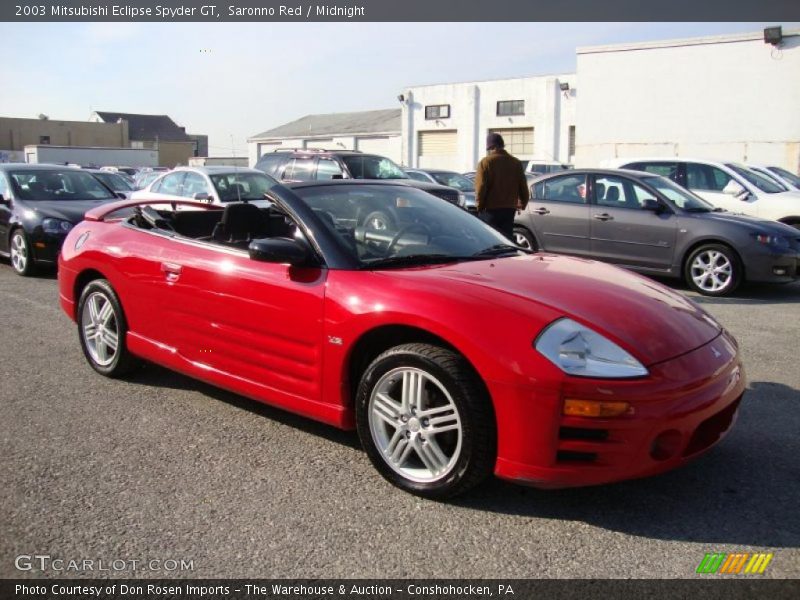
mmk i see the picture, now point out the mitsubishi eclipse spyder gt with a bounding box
[58,180,746,499]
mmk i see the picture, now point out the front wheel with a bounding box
[9,229,35,276]
[77,279,139,377]
[355,343,496,499]
[684,244,742,296]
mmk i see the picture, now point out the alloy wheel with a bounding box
[10,232,28,274]
[80,291,120,367]
[690,249,733,293]
[514,231,532,250]
[368,367,462,483]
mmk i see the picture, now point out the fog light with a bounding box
[773,267,787,276]
[563,399,631,418]
[651,430,683,461]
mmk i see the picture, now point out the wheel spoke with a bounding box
[88,296,101,322]
[373,392,401,423]
[401,370,424,412]
[98,300,114,325]
[103,329,118,351]
[414,438,448,475]
[427,409,460,435]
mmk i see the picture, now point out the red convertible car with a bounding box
[58,181,745,498]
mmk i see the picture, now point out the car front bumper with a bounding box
[30,230,70,264]
[492,331,745,489]
[744,245,800,283]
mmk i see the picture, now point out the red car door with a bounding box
[142,235,328,413]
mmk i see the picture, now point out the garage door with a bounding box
[418,130,458,169]
[304,138,333,150]
[488,127,533,158]
[355,136,391,156]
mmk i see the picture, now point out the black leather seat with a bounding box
[212,202,267,244]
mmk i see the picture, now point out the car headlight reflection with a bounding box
[535,318,648,378]
[42,218,74,234]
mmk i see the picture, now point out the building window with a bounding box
[425,104,450,120]
[131,141,144,149]
[39,136,50,145]
[488,127,533,157]
[568,126,576,158]
[497,100,525,116]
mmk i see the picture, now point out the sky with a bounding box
[0,21,797,155]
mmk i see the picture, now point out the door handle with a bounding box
[161,262,182,283]
[593,213,614,221]
[532,207,550,215]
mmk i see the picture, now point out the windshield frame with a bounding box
[278,182,520,270]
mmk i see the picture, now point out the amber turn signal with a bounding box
[563,399,631,418]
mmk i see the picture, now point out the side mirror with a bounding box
[642,199,664,213]
[722,180,745,196]
[331,174,344,180]
[248,237,310,266]
[0,194,8,206]
[116,192,127,199]
[193,192,211,202]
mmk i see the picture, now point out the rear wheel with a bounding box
[9,229,35,276]
[355,343,496,499]
[513,226,538,251]
[684,244,742,296]
[77,279,139,377]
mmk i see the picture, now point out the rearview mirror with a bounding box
[248,237,309,266]
[193,192,211,202]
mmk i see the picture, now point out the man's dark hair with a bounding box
[486,132,505,150]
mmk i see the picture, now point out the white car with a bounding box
[132,166,277,207]
[748,164,800,192]
[603,157,800,227]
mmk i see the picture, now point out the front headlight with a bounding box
[42,218,74,234]
[754,233,789,248]
[535,318,648,378]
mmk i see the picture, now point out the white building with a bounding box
[575,28,800,170]
[247,109,401,166]
[400,74,577,172]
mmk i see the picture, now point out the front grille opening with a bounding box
[559,427,609,442]
[683,395,742,457]
[557,450,598,463]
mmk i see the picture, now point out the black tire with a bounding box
[355,343,496,499]
[684,243,742,296]
[513,226,538,251]
[9,228,36,276]
[362,210,395,232]
[77,279,139,377]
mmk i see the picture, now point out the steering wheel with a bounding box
[385,223,431,255]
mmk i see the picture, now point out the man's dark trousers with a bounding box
[479,208,516,240]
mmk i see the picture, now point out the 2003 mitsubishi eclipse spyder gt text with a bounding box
[58,181,746,499]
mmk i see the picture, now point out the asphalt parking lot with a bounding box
[1,262,798,579]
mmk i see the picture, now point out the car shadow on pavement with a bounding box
[127,363,362,450]
[455,380,800,549]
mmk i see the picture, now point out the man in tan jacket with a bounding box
[474,133,530,240]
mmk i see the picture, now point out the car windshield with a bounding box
[431,172,475,192]
[210,172,276,202]
[726,163,784,194]
[95,172,134,191]
[293,184,519,268]
[136,172,161,189]
[10,169,117,201]
[641,175,716,211]
[341,155,409,180]
[752,168,789,191]
[768,166,800,188]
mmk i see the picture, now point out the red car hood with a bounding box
[399,254,721,366]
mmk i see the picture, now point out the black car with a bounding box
[513,168,800,296]
[254,149,464,212]
[0,164,121,276]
